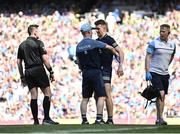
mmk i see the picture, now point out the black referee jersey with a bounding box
[17,37,47,69]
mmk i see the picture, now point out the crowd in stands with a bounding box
[0,1,179,124]
[0,0,180,15]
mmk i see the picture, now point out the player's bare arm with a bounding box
[114,45,124,77]
[17,59,24,77]
[42,54,55,82]
[105,44,118,57]
[17,58,27,86]
[145,53,152,72]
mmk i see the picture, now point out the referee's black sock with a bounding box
[30,99,38,122]
[43,96,50,120]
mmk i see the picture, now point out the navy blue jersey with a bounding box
[97,34,117,71]
[76,37,106,70]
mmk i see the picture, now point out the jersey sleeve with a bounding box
[112,42,118,48]
[109,37,118,48]
[146,41,155,54]
[39,40,47,55]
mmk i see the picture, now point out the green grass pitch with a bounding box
[0,125,180,133]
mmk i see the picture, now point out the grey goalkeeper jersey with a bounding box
[147,37,176,75]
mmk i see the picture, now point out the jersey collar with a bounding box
[98,34,108,40]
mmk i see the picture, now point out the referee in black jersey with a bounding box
[17,24,59,125]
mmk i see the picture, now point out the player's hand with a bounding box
[145,72,152,81]
[117,64,124,77]
[21,76,27,87]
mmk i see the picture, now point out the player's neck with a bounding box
[160,37,168,42]
[99,33,107,39]
[29,35,37,39]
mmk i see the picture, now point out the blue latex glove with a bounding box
[146,72,152,81]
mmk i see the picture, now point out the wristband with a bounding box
[47,67,52,72]
[50,70,54,74]
[47,67,54,74]
[115,55,121,64]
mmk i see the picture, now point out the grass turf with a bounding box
[0,125,180,133]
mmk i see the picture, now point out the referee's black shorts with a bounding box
[25,65,50,90]
[82,69,106,98]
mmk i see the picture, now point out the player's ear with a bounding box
[34,31,37,36]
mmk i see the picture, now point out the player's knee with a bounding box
[30,88,38,99]
[43,86,51,96]
[105,90,112,99]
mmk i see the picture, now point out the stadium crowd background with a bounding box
[0,0,179,124]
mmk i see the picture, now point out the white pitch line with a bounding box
[55,126,160,133]
[28,125,179,134]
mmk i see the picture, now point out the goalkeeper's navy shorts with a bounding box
[82,69,106,98]
[150,72,170,94]
[25,66,50,90]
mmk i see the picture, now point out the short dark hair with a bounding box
[27,24,39,35]
[160,24,170,29]
[94,19,107,26]
[94,19,108,32]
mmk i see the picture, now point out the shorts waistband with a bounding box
[26,64,43,69]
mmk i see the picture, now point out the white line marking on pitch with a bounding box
[56,126,160,133]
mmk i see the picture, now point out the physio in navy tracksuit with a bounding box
[76,23,118,124]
